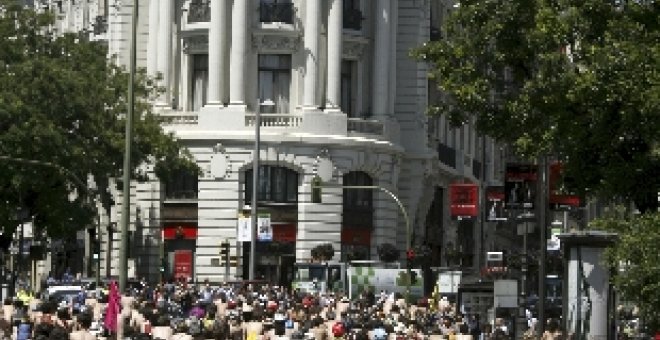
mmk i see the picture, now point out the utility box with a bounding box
[494,279,518,308]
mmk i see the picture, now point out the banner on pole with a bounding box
[237,215,252,242]
[257,213,272,241]
[505,164,537,209]
[486,187,507,221]
[449,183,479,220]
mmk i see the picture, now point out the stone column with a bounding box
[147,0,159,76]
[303,0,321,110]
[207,0,227,106]
[229,0,247,108]
[157,0,173,106]
[372,0,391,116]
[325,0,343,111]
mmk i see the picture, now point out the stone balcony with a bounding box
[159,109,400,144]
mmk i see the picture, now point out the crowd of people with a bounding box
[0,278,566,340]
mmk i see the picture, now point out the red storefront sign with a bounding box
[272,223,297,242]
[450,184,479,219]
[174,250,193,281]
[163,225,198,240]
[341,228,372,246]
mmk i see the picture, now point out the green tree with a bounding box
[413,0,660,212]
[311,243,335,262]
[591,211,660,331]
[377,243,400,263]
[0,1,196,237]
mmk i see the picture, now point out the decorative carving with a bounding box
[313,149,335,182]
[187,0,210,23]
[208,144,231,179]
[343,38,368,60]
[251,32,301,53]
[183,35,208,54]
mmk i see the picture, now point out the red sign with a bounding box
[163,225,198,240]
[450,184,479,219]
[341,228,371,246]
[174,250,193,281]
[549,162,581,209]
[272,223,297,243]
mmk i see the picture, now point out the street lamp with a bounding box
[516,211,535,330]
[311,183,413,302]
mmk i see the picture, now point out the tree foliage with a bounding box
[311,243,335,262]
[0,1,196,237]
[590,211,660,330]
[413,0,660,212]
[376,243,400,263]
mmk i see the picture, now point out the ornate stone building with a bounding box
[39,0,506,285]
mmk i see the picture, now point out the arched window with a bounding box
[245,165,298,204]
[341,171,374,261]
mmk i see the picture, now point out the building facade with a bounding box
[38,0,507,285]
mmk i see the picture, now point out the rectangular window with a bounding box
[259,0,294,24]
[164,169,198,200]
[258,55,291,114]
[245,166,298,204]
[343,0,362,30]
[340,60,357,117]
[191,54,208,111]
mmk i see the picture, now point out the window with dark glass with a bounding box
[343,171,373,209]
[165,169,198,200]
[343,0,362,30]
[260,0,294,24]
[341,60,357,117]
[245,166,298,203]
[258,55,291,114]
[191,54,208,111]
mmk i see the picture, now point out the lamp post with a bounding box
[118,0,138,294]
[311,183,413,302]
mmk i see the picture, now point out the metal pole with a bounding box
[249,106,261,280]
[119,0,138,294]
[538,156,548,335]
[95,206,101,288]
[478,135,487,273]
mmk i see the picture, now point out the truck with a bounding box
[291,260,424,300]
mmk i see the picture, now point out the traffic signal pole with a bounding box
[311,184,412,302]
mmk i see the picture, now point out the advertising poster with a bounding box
[505,164,537,209]
[449,183,479,220]
[486,186,507,221]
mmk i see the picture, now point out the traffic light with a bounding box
[160,258,166,272]
[311,176,322,203]
[406,249,415,261]
[220,241,230,256]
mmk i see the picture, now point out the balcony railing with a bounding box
[438,143,456,168]
[159,112,199,125]
[343,8,363,30]
[260,2,294,24]
[188,0,210,23]
[245,113,303,128]
[347,118,384,135]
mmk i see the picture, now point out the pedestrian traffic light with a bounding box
[220,241,230,255]
[311,175,322,203]
[406,249,415,261]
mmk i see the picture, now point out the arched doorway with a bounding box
[341,171,373,261]
[242,165,298,286]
